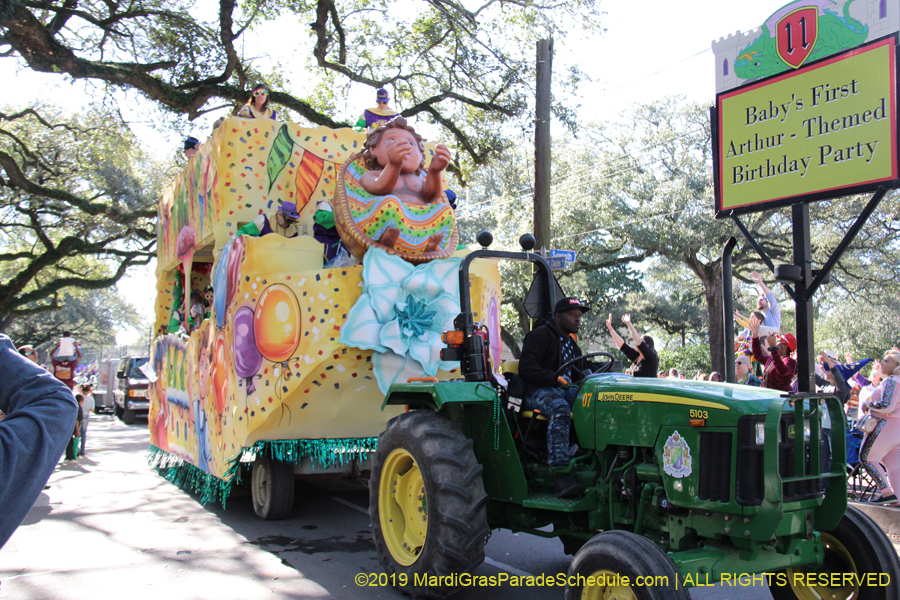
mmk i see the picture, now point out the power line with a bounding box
[605,47,711,93]
[457,127,706,218]
[554,209,690,242]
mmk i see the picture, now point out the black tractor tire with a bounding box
[769,504,900,600]
[114,403,123,419]
[565,530,690,600]
[122,407,136,424]
[369,410,489,599]
[251,455,295,520]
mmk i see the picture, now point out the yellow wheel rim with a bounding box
[784,533,858,600]
[581,570,638,600]
[379,448,427,566]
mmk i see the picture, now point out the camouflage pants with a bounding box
[523,386,577,467]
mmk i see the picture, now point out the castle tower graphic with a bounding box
[711,0,899,93]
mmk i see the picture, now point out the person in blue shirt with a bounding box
[750,270,780,330]
[736,271,780,331]
[0,334,77,547]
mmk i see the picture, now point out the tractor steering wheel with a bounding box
[554,351,616,385]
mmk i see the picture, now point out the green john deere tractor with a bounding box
[368,233,900,600]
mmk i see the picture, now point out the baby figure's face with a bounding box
[374,128,422,174]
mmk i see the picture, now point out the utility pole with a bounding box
[534,39,553,256]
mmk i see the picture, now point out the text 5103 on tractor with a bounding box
[367,232,900,600]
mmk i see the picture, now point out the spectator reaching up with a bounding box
[606,313,658,378]
[53,331,80,362]
[748,313,796,393]
[737,271,781,331]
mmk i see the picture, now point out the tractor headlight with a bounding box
[804,419,811,440]
[755,422,766,445]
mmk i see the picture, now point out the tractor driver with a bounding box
[517,298,604,498]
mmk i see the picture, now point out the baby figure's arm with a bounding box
[422,144,451,203]
[360,138,411,195]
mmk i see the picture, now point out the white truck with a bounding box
[94,358,120,413]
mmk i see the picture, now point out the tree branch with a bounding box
[0,150,156,221]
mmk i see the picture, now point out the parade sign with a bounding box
[714,36,899,217]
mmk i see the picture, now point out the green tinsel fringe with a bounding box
[241,437,379,470]
[147,445,235,507]
[146,437,379,508]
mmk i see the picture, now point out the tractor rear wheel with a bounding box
[565,530,690,600]
[369,410,488,599]
[769,504,900,600]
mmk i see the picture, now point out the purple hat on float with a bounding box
[278,201,300,219]
[376,88,389,102]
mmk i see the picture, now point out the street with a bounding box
[4,414,869,600]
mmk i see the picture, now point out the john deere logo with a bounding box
[776,7,818,69]
[788,424,796,439]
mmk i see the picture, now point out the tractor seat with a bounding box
[522,410,548,421]
[500,360,554,421]
[500,360,520,375]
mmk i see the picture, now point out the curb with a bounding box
[851,501,900,539]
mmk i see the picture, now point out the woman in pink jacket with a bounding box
[860,349,900,505]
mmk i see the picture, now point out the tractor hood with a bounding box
[587,373,781,414]
[573,373,787,452]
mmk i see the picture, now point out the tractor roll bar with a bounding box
[448,241,561,382]
[457,248,560,331]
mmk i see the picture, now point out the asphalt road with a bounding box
[0,415,795,600]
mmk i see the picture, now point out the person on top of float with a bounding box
[354,88,397,131]
[237,83,278,121]
[236,201,302,239]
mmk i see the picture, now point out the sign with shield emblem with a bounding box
[777,7,818,69]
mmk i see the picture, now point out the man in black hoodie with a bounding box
[518,298,602,498]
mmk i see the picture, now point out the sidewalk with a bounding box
[0,415,326,600]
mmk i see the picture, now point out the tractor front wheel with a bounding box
[369,410,489,599]
[769,504,900,600]
[565,530,690,600]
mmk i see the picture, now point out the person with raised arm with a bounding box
[735,270,781,338]
[748,313,796,392]
[606,313,658,378]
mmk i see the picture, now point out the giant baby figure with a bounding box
[358,117,452,253]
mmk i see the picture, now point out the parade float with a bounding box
[148,116,501,518]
